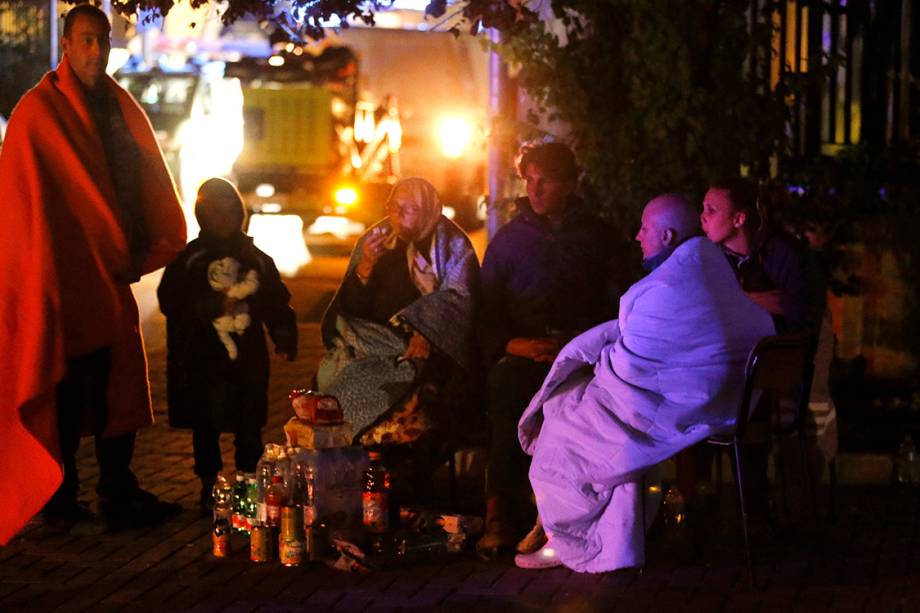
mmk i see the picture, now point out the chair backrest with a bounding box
[733,332,818,441]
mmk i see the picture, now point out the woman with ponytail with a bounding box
[700,177,836,523]
[701,177,826,333]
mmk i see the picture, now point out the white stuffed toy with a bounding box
[207,257,260,360]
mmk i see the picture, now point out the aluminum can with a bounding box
[250,524,272,562]
[279,535,305,566]
[279,507,305,566]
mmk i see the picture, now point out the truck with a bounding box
[224,45,402,228]
[117,45,402,233]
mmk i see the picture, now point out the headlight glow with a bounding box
[334,186,358,207]
[438,116,473,158]
[255,183,276,198]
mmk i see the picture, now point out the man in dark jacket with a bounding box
[476,142,622,556]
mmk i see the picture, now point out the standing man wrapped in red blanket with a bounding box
[0,4,187,542]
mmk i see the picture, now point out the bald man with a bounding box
[635,193,702,270]
[513,195,775,573]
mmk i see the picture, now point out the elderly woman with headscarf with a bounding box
[316,178,481,466]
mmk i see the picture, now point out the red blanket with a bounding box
[0,56,186,543]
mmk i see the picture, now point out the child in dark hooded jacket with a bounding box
[158,177,297,513]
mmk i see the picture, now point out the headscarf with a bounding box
[384,177,443,295]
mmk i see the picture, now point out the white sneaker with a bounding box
[516,516,547,554]
[514,541,563,569]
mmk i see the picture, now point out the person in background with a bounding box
[476,142,622,557]
[701,177,834,521]
[701,178,826,333]
[513,195,774,572]
[157,178,298,514]
[0,4,187,541]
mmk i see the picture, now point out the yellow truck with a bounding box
[226,47,400,226]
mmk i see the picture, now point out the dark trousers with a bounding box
[485,356,551,499]
[47,347,138,511]
[192,426,263,480]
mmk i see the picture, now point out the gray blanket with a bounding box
[316,216,479,436]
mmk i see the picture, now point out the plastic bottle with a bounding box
[211,474,233,525]
[231,472,247,532]
[210,475,233,557]
[265,475,288,528]
[895,434,918,485]
[255,463,272,525]
[212,516,231,557]
[362,451,391,534]
[244,476,259,533]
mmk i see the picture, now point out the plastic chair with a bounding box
[707,332,818,588]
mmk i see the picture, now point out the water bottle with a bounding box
[244,476,259,533]
[230,473,247,532]
[211,476,233,557]
[211,474,233,524]
[256,463,273,524]
[265,475,288,528]
[895,435,918,486]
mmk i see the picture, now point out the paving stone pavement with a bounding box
[2,319,920,612]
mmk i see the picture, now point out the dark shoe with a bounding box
[42,500,107,536]
[477,495,517,559]
[99,488,182,530]
[475,524,517,560]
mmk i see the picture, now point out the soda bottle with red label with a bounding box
[265,475,287,528]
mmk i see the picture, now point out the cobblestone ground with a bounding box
[2,320,920,612]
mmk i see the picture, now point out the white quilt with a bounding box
[518,237,775,572]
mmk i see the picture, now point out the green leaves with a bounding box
[487,0,804,239]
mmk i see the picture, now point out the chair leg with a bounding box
[733,439,756,589]
[798,431,821,551]
[828,457,838,523]
[775,438,789,518]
